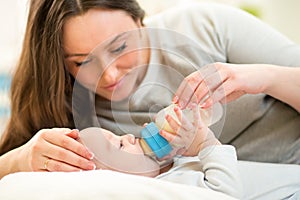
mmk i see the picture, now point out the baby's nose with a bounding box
[121,134,136,145]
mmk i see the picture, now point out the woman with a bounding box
[0,0,299,179]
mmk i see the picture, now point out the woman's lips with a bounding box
[103,78,124,91]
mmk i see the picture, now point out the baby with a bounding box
[78,125,242,198]
[78,103,223,177]
[77,104,243,198]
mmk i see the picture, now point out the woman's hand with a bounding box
[173,62,270,109]
[17,128,95,172]
[159,104,221,158]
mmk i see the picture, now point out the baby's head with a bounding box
[78,127,160,177]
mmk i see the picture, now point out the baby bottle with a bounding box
[139,102,223,159]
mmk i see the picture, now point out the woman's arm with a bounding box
[0,147,21,179]
[264,65,300,112]
[174,63,300,113]
[164,3,300,111]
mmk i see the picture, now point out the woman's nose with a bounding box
[100,64,118,84]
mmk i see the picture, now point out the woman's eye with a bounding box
[111,42,127,54]
[74,59,91,67]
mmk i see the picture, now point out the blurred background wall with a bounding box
[0,0,300,134]
[137,0,300,45]
[1,0,300,73]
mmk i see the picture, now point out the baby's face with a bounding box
[78,127,160,177]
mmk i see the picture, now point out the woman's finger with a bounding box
[193,69,228,107]
[192,103,203,129]
[65,129,80,139]
[42,157,83,172]
[42,140,96,170]
[176,64,226,109]
[43,130,93,160]
[210,78,242,105]
[175,71,203,108]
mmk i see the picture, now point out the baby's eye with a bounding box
[111,42,127,54]
[119,140,124,149]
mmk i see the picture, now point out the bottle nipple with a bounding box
[139,138,155,157]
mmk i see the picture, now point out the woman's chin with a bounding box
[100,91,133,102]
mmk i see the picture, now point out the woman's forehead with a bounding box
[62,8,137,55]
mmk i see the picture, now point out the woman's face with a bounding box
[63,9,149,101]
[79,127,160,177]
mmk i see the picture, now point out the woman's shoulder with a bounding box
[144,2,251,29]
[146,3,243,20]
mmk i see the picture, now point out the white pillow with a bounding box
[0,170,237,200]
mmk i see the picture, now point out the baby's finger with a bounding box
[160,130,184,148]
[165,114,181,134]
[173,106,193,132]
[159,130,176,143]
[143,123,148,128]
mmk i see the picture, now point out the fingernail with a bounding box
[87,152,94,160]
[91,152,95,159]
[200,102,207,108]
[172,96,179,103]
[88,162,96,170]
[165,114,170,120]
[174,106,179,112]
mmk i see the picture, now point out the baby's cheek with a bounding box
[93,158,109,170]
[124,145,144,155]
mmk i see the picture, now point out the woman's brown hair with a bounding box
[0,0,145,155]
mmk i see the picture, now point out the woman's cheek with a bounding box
[118,51,141,69]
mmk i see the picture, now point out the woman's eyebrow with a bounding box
[65,53,89,58]
[106,32,127,47]
[65,33,127,58]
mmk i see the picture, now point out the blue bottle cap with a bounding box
[140,122,172,159]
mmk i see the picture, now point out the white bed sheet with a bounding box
[0,170,237,200]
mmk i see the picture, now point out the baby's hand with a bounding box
[159,104,221,157]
